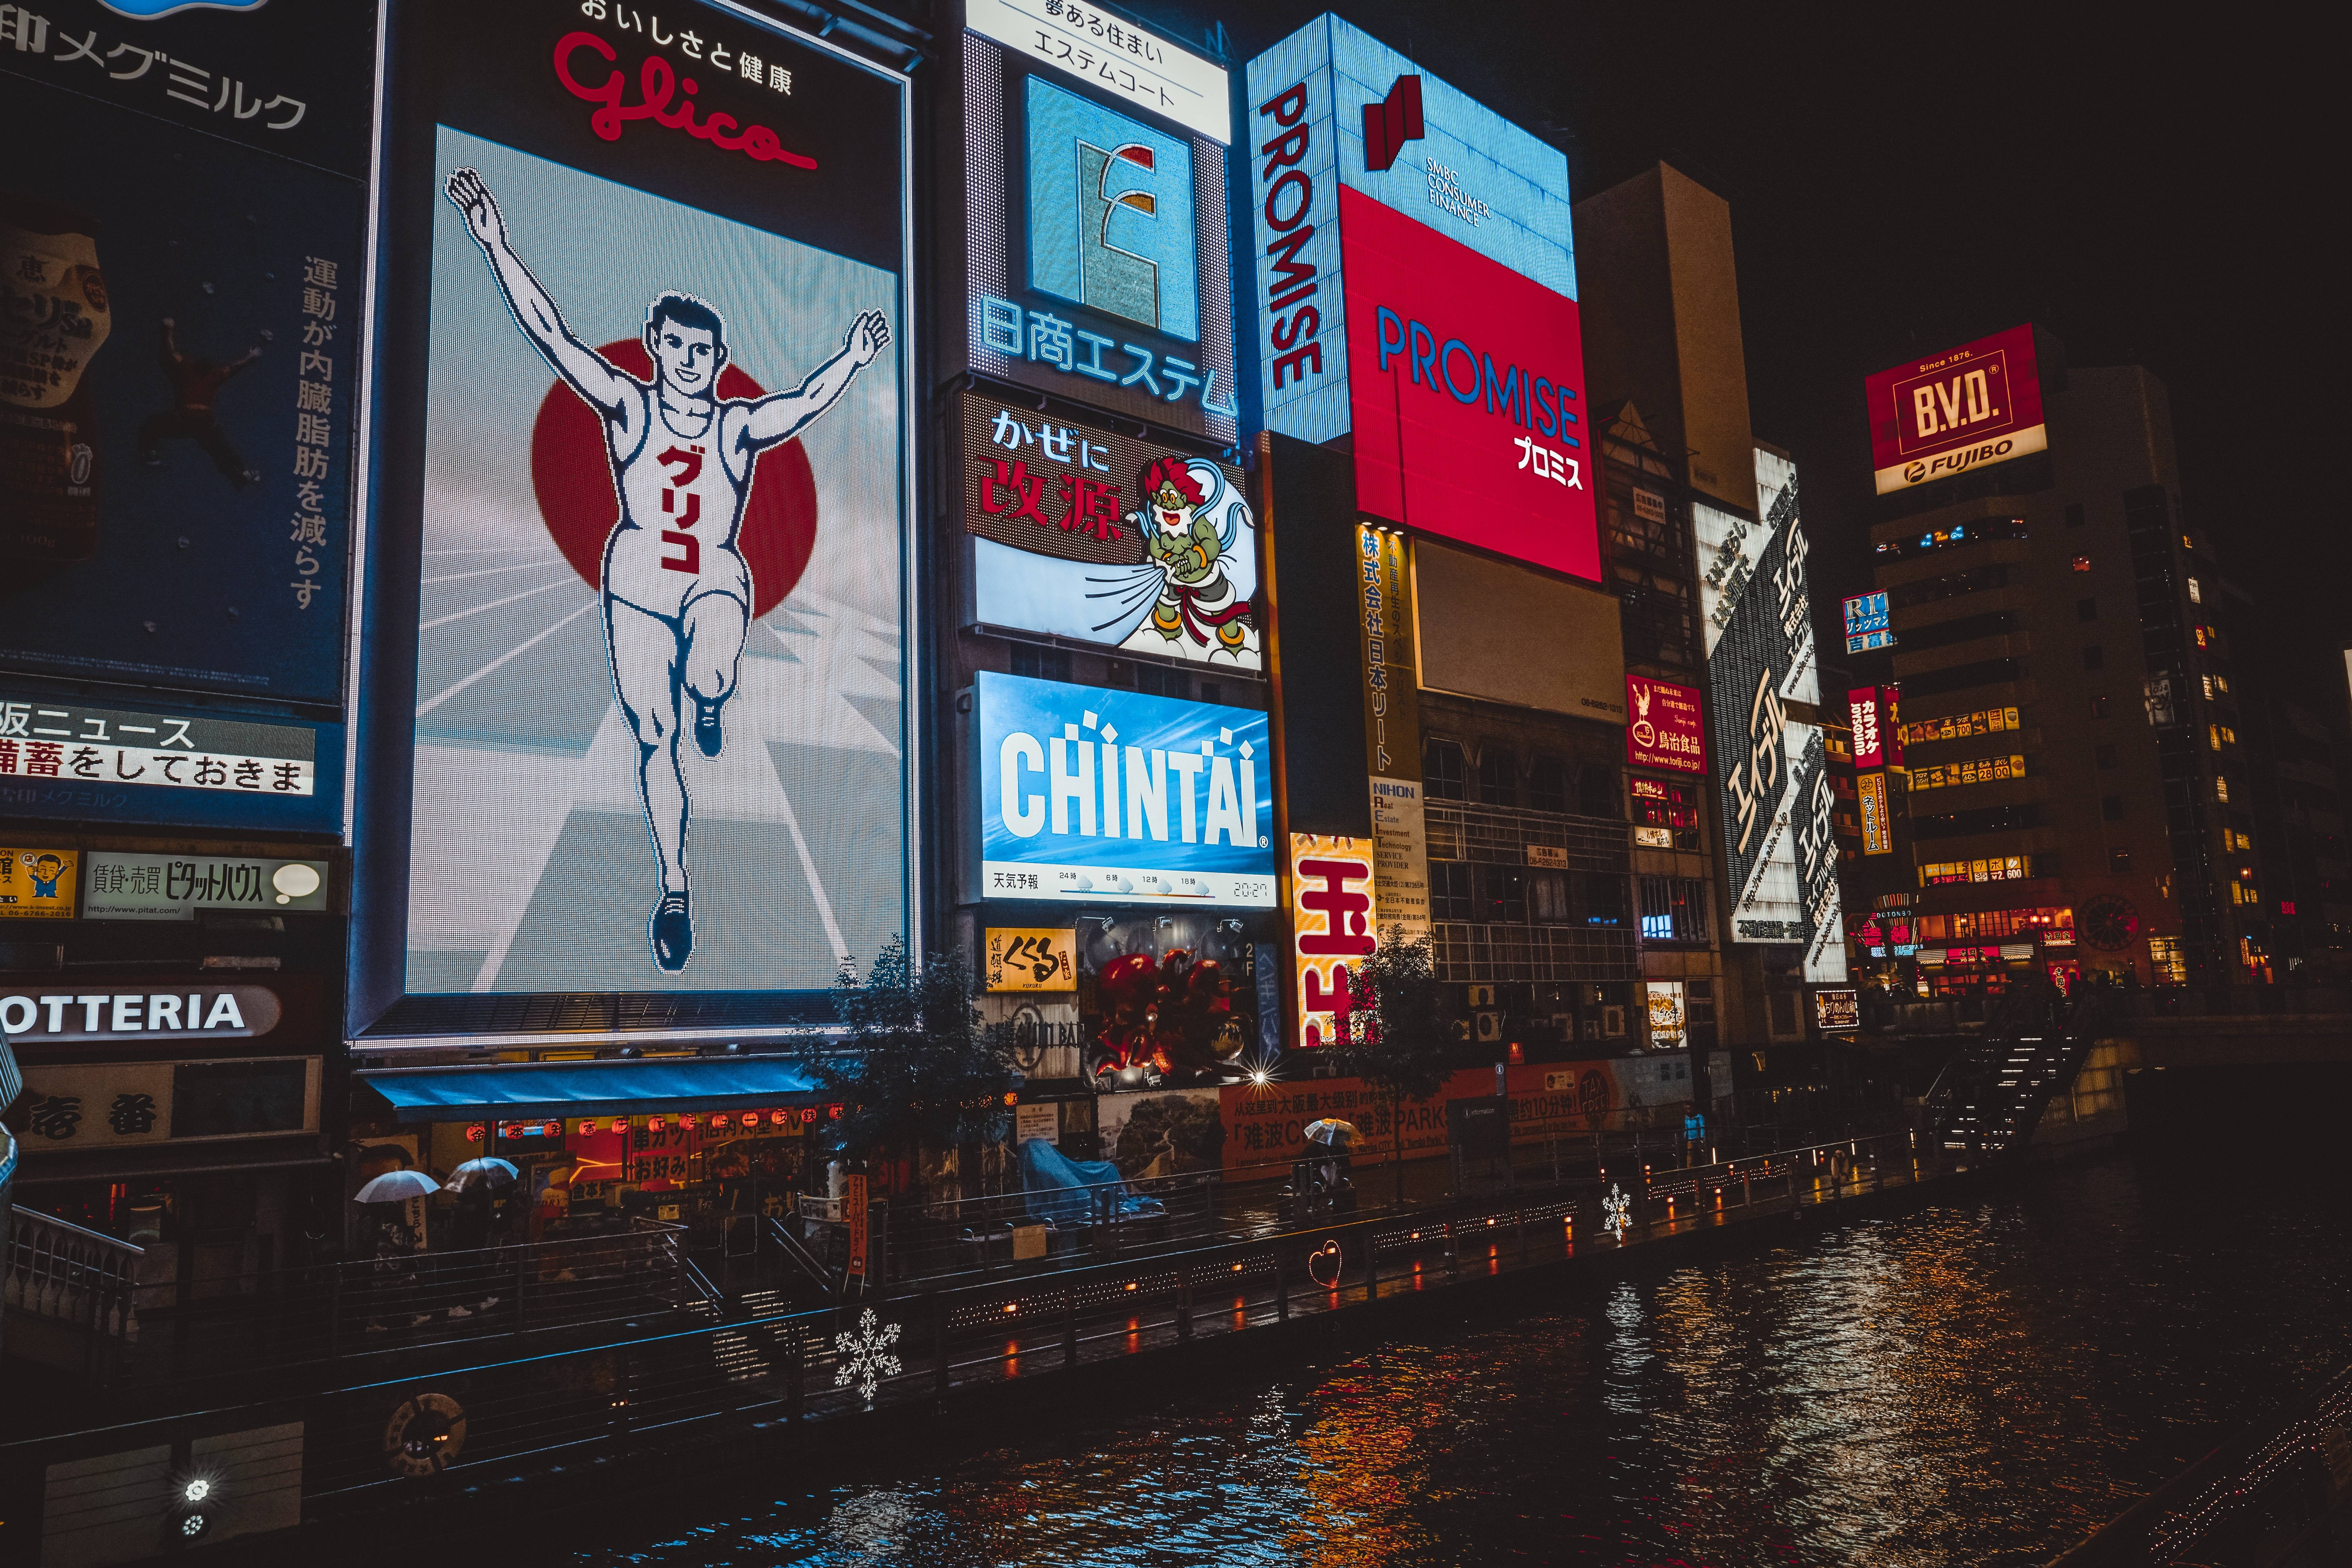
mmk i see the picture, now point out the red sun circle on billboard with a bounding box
[528,340,818,620]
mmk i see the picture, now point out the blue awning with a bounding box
[361,1058,823,1123]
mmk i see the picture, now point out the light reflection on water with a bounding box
[545,1149,2352,1567]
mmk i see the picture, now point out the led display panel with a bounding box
[1865,322,2047,495]
[0,0,368,715]
[962,30,1237,441]
[975,672,1275,907]
[961,392,1258,668]
[1243,17,1592,579]
[382,0,912,997]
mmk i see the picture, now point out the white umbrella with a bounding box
[356,1168,442,1203]
[443,1158,519,1193]
[1302,1119,1359,1149]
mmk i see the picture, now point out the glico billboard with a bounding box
[1865,322,2047,496]
[1243,17,1597,581]
[358,0,914,1008]
[974,672,1276,907]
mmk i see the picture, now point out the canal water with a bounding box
[534,1143,2352,1566]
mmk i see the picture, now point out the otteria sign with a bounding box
[1866,322,2048,495]
[0,984,284,1044]
[1625,676,1705,775]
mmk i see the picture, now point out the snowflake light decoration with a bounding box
[1602,1183,1632,1243]
[832,1307,903,1406]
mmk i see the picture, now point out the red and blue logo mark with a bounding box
[1373,307,1581,445]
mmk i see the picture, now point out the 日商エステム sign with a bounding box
[974,672,1275,907]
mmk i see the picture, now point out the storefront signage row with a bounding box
[0,984,283,1043]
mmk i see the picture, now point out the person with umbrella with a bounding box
[353,1152,441,1332]
[1299,1118,1359,1204]
[441,1158,519,1322]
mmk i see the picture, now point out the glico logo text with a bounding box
[1027,78,1199,342]
[1373,306,1581,446]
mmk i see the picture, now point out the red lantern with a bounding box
[465,1124,486,1143]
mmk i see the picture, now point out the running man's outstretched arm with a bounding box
[445,166,634,418]
[737,309,890,450]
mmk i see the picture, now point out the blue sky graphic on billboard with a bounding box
[976,672,1275,907]
[0,0,370,721]
[1026,77,1198,343]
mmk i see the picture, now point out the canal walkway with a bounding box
[4,1130,1952,1561]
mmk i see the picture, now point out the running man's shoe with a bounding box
[649,891,693,972]
[693,696,724,759]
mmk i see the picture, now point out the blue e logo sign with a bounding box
[1025,77,1199,344]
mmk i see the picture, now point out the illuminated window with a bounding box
[2202,675,2215,700]
[1630,776,1699,830]
[1901,705,2020,746]
[1910,753,2028,792]
[1920,856,2030,886]
[2214,675,2230,694]
[2282,900,2298,915]
[2215,776,2230,803]
[2209,725,2222,752]
[2220,726,2236,745]
[2232,830,2252,850]
[2194,626,2208,648]
[2186,577,2202,603]
[2149,935,2187,985]
[2071,556,2092,572]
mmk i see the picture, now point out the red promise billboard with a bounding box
[1865,323,2047,496]
[1340,187,1599,580]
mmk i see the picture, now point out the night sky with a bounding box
[1153,1,2341,715]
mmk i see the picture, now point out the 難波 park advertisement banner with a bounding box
[1218,1057,1699,1176]
[360,0,913,1011]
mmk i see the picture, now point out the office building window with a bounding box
[1478,745,1517,808]
[1637,877,1710,942]
[1529,753,1568,814]
[1430,860,1476,922]
[1425,740,1467,801]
